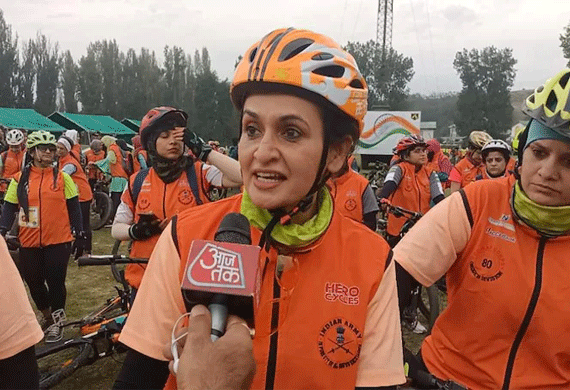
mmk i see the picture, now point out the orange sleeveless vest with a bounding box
[85,149,105,179]
[170,194,391,390]
[454,156,483,188]
[14,168,73,248]
[59,153,93,202]
[422,175,570,389]
[330,169,369,223]
[387,161,432,236]
[125,165,210,289]
[132,150,148,173]
[109,144,129,179]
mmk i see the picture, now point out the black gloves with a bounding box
[128,215,162,241]
[72,231,88,260]
[183,130,212,162]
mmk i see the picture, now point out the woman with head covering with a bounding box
[448,130,493,193]
[111,106,242,297]
[57,135,93,256]
[100,135,131,221]
[113,28,405,390]
[393,69,570,389]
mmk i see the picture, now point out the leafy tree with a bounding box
[163,45,187,108]
[61,50,78,113]
[0,10,19,107]
[453,46,517,138]
[33,33,60,115]
[560,21,570,67]
[16,39,35,108]
[99,40,121,117]
[77,42,103,114]
[344,40,414,110]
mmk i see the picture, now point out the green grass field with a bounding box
[33,228,128,390]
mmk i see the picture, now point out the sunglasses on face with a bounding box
[36,145,57,153]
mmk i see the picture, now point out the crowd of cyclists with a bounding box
[1,27,569,390]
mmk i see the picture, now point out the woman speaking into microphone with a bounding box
[114,28,405,390]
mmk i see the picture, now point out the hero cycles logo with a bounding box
[324,282,360,306]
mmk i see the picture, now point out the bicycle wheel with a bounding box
[37,341,94,389]
[418,285,440,332]
[90,191,112,230]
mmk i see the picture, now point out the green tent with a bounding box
[0,107,67,133]
[120,119,141,133]
[48,112,136,143]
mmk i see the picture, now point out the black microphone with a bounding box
[181,213,259,341]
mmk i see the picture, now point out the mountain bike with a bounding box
[377,200,441,333]
[35,254,147,389]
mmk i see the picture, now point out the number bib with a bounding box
[19,207,39,228]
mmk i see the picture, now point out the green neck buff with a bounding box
[240,188,333,248]
[512,181,570,236]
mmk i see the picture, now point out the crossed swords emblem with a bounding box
[327,326,354,355]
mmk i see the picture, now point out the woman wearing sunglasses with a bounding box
[114,28,405,390]
[0,131,85,344]
[393,69,570,389]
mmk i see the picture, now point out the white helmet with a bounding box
[481,139,511,160]
[6,129,25,146]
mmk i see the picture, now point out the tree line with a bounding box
[6,8,566,143]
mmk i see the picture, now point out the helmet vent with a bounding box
[249,47,258,63]
[312,65,345,78]
[559,72,570,89]
[312,53,333,61]
[546,90,558,111]
[349,79,365,89]
[536,85,544,93]
[278,38,314,62]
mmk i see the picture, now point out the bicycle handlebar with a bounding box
[77,255,148,266]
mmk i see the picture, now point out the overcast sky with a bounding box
[3,0,570,95]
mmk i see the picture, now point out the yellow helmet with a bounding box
[511,125,525,154]
[524,69,570,137]
[26,131,56,150]
[468,130,492,149]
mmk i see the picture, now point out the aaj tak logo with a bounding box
[187,242,246,289]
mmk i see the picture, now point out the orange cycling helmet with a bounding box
[394,134,427,155]
[231,27,368,138]
[139,106,188,150]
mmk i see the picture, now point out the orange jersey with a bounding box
[84,149,105,180]
[9,168,75,247]
[119,194,405,389]
[394,176,570,389]
[59,153,93,202]
[450,156,484,188]
[329,169,370,223]
[132,149,148,173]
[122,163,211,288]
[387,162,434,236]
[109,144,129,179]
[0,149,25,192]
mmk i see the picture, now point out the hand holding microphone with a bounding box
[166,305,255,390]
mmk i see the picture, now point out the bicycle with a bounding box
[35,254,147,389]
[90,178,113,230]
[377,200,441,333]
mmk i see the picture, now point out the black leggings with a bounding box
[80,201,92,252]
[111,191,122,222]
[18,243,71,312]
[0,346,39,389]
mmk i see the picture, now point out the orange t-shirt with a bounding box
[0,236,43,359]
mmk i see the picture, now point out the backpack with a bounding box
[129,165,203,207]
